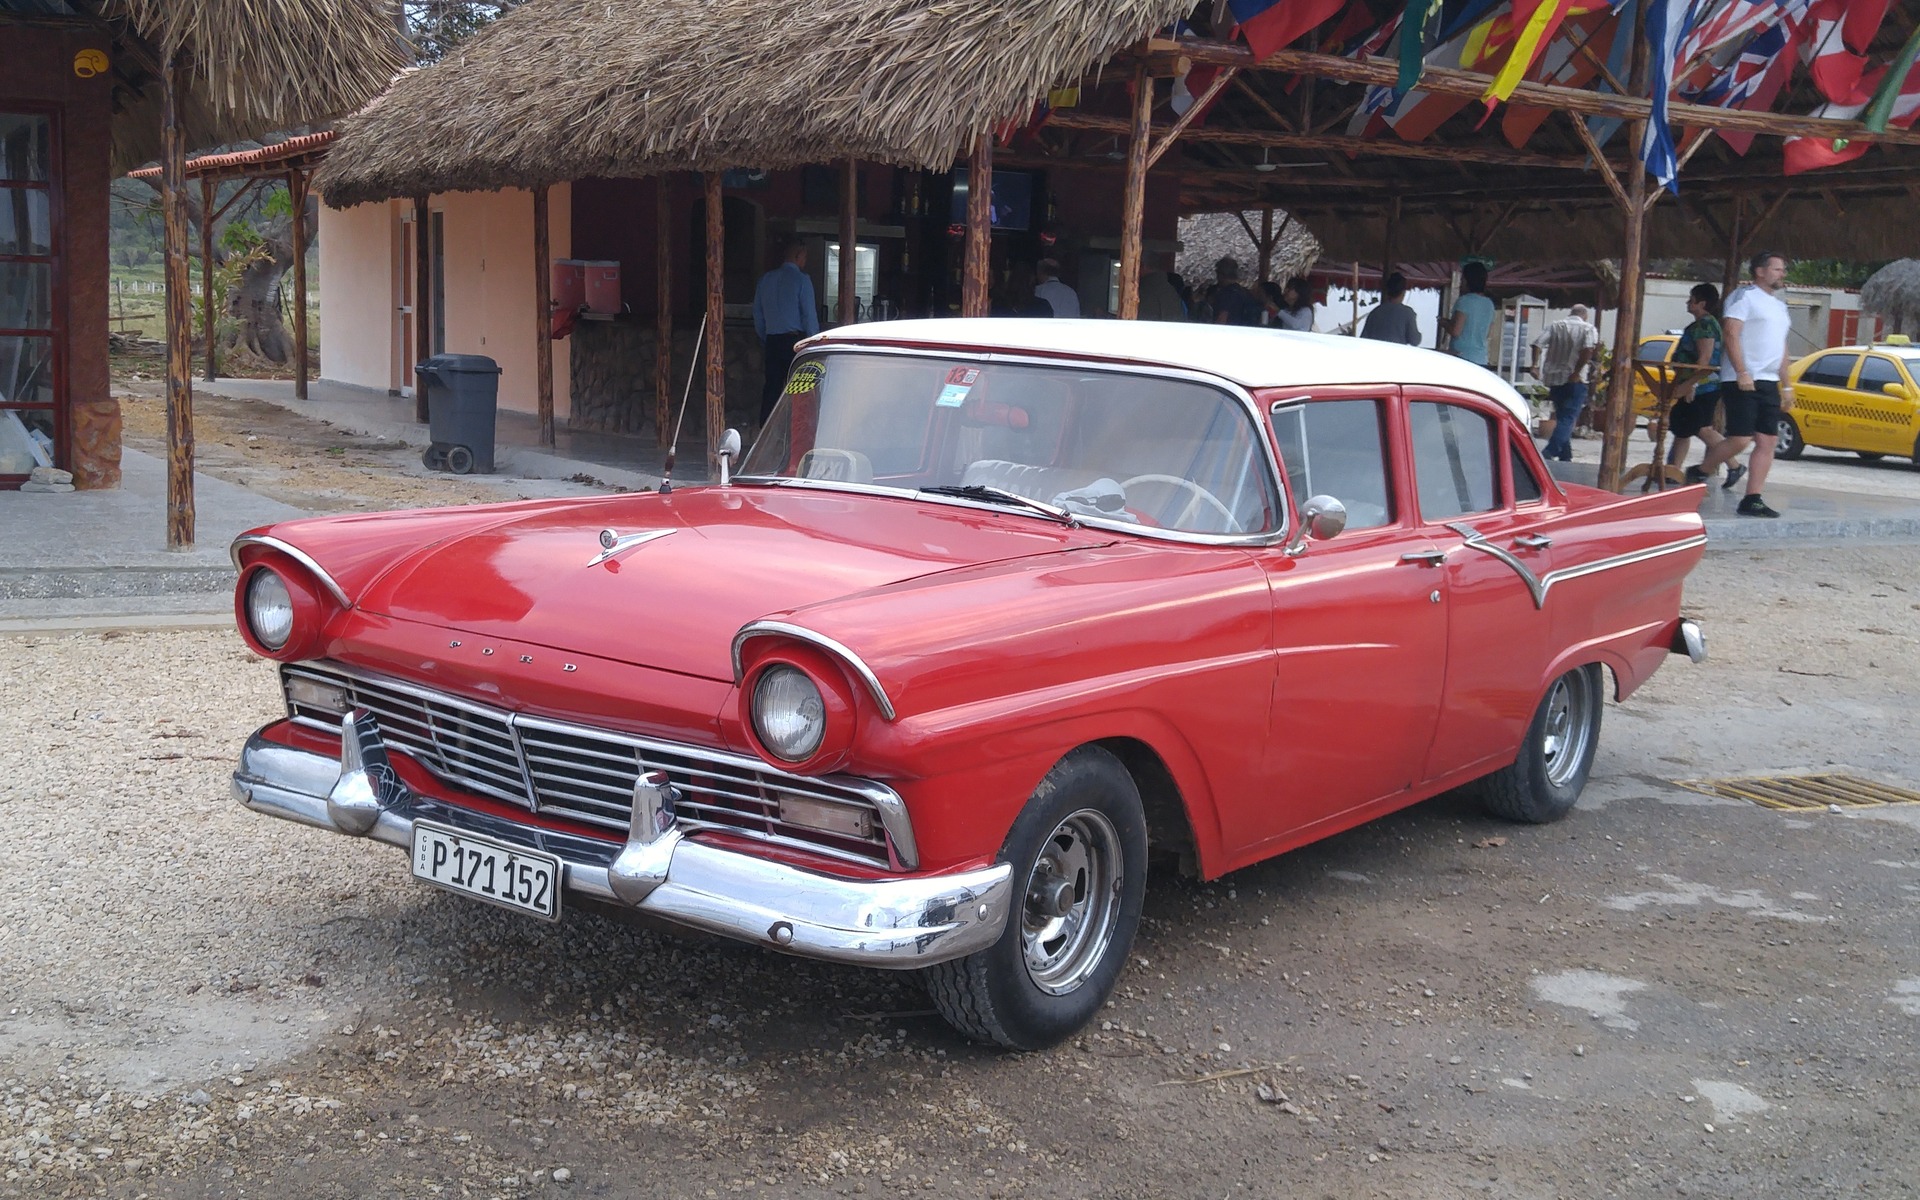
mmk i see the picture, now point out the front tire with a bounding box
[1480,665,1603,824]
[1774,415,1804,459]
[924,746,1148,1050]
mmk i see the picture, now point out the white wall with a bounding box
[317,199,398,392]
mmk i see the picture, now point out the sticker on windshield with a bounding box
[936,365,981,407]
[785,361,825,396]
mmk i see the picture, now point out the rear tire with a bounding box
[1857,452,1884,462]
[1480,665,1603,825]
[1774,415,1804,459]
[1909,432,1920,471]
[923,746,1148,1050]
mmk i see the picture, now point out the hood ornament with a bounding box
[589,527,674,567]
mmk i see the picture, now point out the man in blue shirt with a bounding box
[753,242,820,422]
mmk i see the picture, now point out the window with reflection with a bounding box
[741,352,1281,535]
[1510,441,1543,503]
[1410,402,1498,521]
[1270,399,1393,530]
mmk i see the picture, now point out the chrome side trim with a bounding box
[233,729,1009,969]
[732,619,899,722]
[1538,534,1710,603]
[229,535,354,609]
[1447,521,1546,608]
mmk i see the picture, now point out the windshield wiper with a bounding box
[918,484,1079,528]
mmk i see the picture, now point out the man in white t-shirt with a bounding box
[1690,250,1792,517]
[1033,259,1080,319]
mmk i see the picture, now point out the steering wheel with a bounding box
[1119,474,1242,533]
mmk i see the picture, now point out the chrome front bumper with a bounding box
[232,723,1012,969]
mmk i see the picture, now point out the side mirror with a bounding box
[1283,494,1348,557]
[717,427,743,486]
[1882,382,1916,401]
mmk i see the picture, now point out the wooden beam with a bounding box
[532,185,554,447]
[161,51,194,548]
[288,168,310,402]
[838,159,858,324]
[1147,66,1237,170]
[1231,75,1295,132]
[1257,206,1275,282]
[655,176,673,442]
[413,195,431,422]
[1119,64,1153,320]
[1045,109,1581,169]
[199,175,217,382]
[1144,40,1920,147]
[962,135,993,317]
[704,172,725,468]
[1721,196,1744,298]
[1565,111,1630,211]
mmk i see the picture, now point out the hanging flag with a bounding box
[1676,0,1787,73]
[1502,10,1620,146]
[1804,0,1892,104]
[1228,0,1348,61]
[1482,0,1607,105]
[1583,0,1640,150]
[1640,0,1701,193]
[1681,0,1812,104]
[1782,32,1920,172]
[1863,20,1920,130]
[1396,0,1443,95]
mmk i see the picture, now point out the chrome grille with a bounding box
[281,662,899,866]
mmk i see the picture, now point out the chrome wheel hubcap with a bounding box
[1021,809,1123,996]
[1540,674,1594,789]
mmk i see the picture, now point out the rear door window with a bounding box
[1799,353,1860,388]
[1410,402,1498,521]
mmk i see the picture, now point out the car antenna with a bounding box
[658,314,707,495]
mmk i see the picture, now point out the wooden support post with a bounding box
[1598,23,1649,494]
[838,159,858,324]
[1118,64,1153,320]
[1350,260,1361,336]
[161,53,194,549]
[199,175,217,382]
[1256,206,1274,283]
[962,135,993,317]
[1721,197,1744,299]
[413,195,431,422]
[655,176,673,441]
[1380,195,1400,294]
[704,172,726,468]
[288,168,310,402]
[532,185,554,447]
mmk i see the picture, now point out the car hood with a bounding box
[350,486,1115,680]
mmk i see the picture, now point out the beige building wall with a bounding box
[317,184,572,420]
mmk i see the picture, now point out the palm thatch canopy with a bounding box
[317,0,1192,208]
[82,0,407,173]
[1862,259,1920,338]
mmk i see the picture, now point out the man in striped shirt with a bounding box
[1529,305,1600,462]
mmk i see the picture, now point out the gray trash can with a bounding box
[416,353,502,474]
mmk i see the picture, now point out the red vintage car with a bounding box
[230,320,1706,1049]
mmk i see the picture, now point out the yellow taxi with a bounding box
[1780,338,1920,466]
[1631,334,1680,420]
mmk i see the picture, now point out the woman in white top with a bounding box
[1269,277,1315,331]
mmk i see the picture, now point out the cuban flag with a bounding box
[1228,0,1349,61]
[1640,0,1702,192]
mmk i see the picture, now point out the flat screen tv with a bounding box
[949,168,1033,232]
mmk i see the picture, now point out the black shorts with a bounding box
[1668,390,1719,438]
[1722,380,1781,438]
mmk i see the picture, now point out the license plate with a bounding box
[411,821,562,921]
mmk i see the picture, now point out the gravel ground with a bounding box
[3,542,1917,1198]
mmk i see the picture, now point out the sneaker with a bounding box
[1721,463,1747,490]
[1684,465,1709,485]
[1736,495,1779,518]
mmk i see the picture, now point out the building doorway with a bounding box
[1,109,61,484]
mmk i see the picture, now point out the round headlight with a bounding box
[245,569,296,651]
[752,666,827,762]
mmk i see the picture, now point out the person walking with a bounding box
[752,241,820,423]
[1447,261,1496,366]
[1033,259,1080,318]
[1361,272,1421,345]
[1664,284,1728,481]
[1528,303,1601,461]
[1690,251,1792,517]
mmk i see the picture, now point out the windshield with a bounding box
[739,350,1282,536]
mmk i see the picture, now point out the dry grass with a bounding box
[317,0,1192,207]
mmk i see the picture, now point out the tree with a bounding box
[401,1,524,60]
[1861,259,1920,338]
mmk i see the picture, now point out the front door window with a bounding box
[0,112,57,480]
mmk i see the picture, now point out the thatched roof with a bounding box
[317,0,1192,208]
[1862,259,1920,338]
[86,0,407,174]
[1176,211,1320,286]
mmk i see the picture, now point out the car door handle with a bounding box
[1513,534,1552,550]
[1399,550,1447,566]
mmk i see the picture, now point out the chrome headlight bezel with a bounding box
[245,568,296,651]
[751,665,828,762]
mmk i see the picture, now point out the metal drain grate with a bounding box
[1677,773,1920,810]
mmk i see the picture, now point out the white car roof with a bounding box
[808,318,1531,424]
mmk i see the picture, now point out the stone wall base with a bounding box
[70,396,122,490]
[569,320,762,436]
